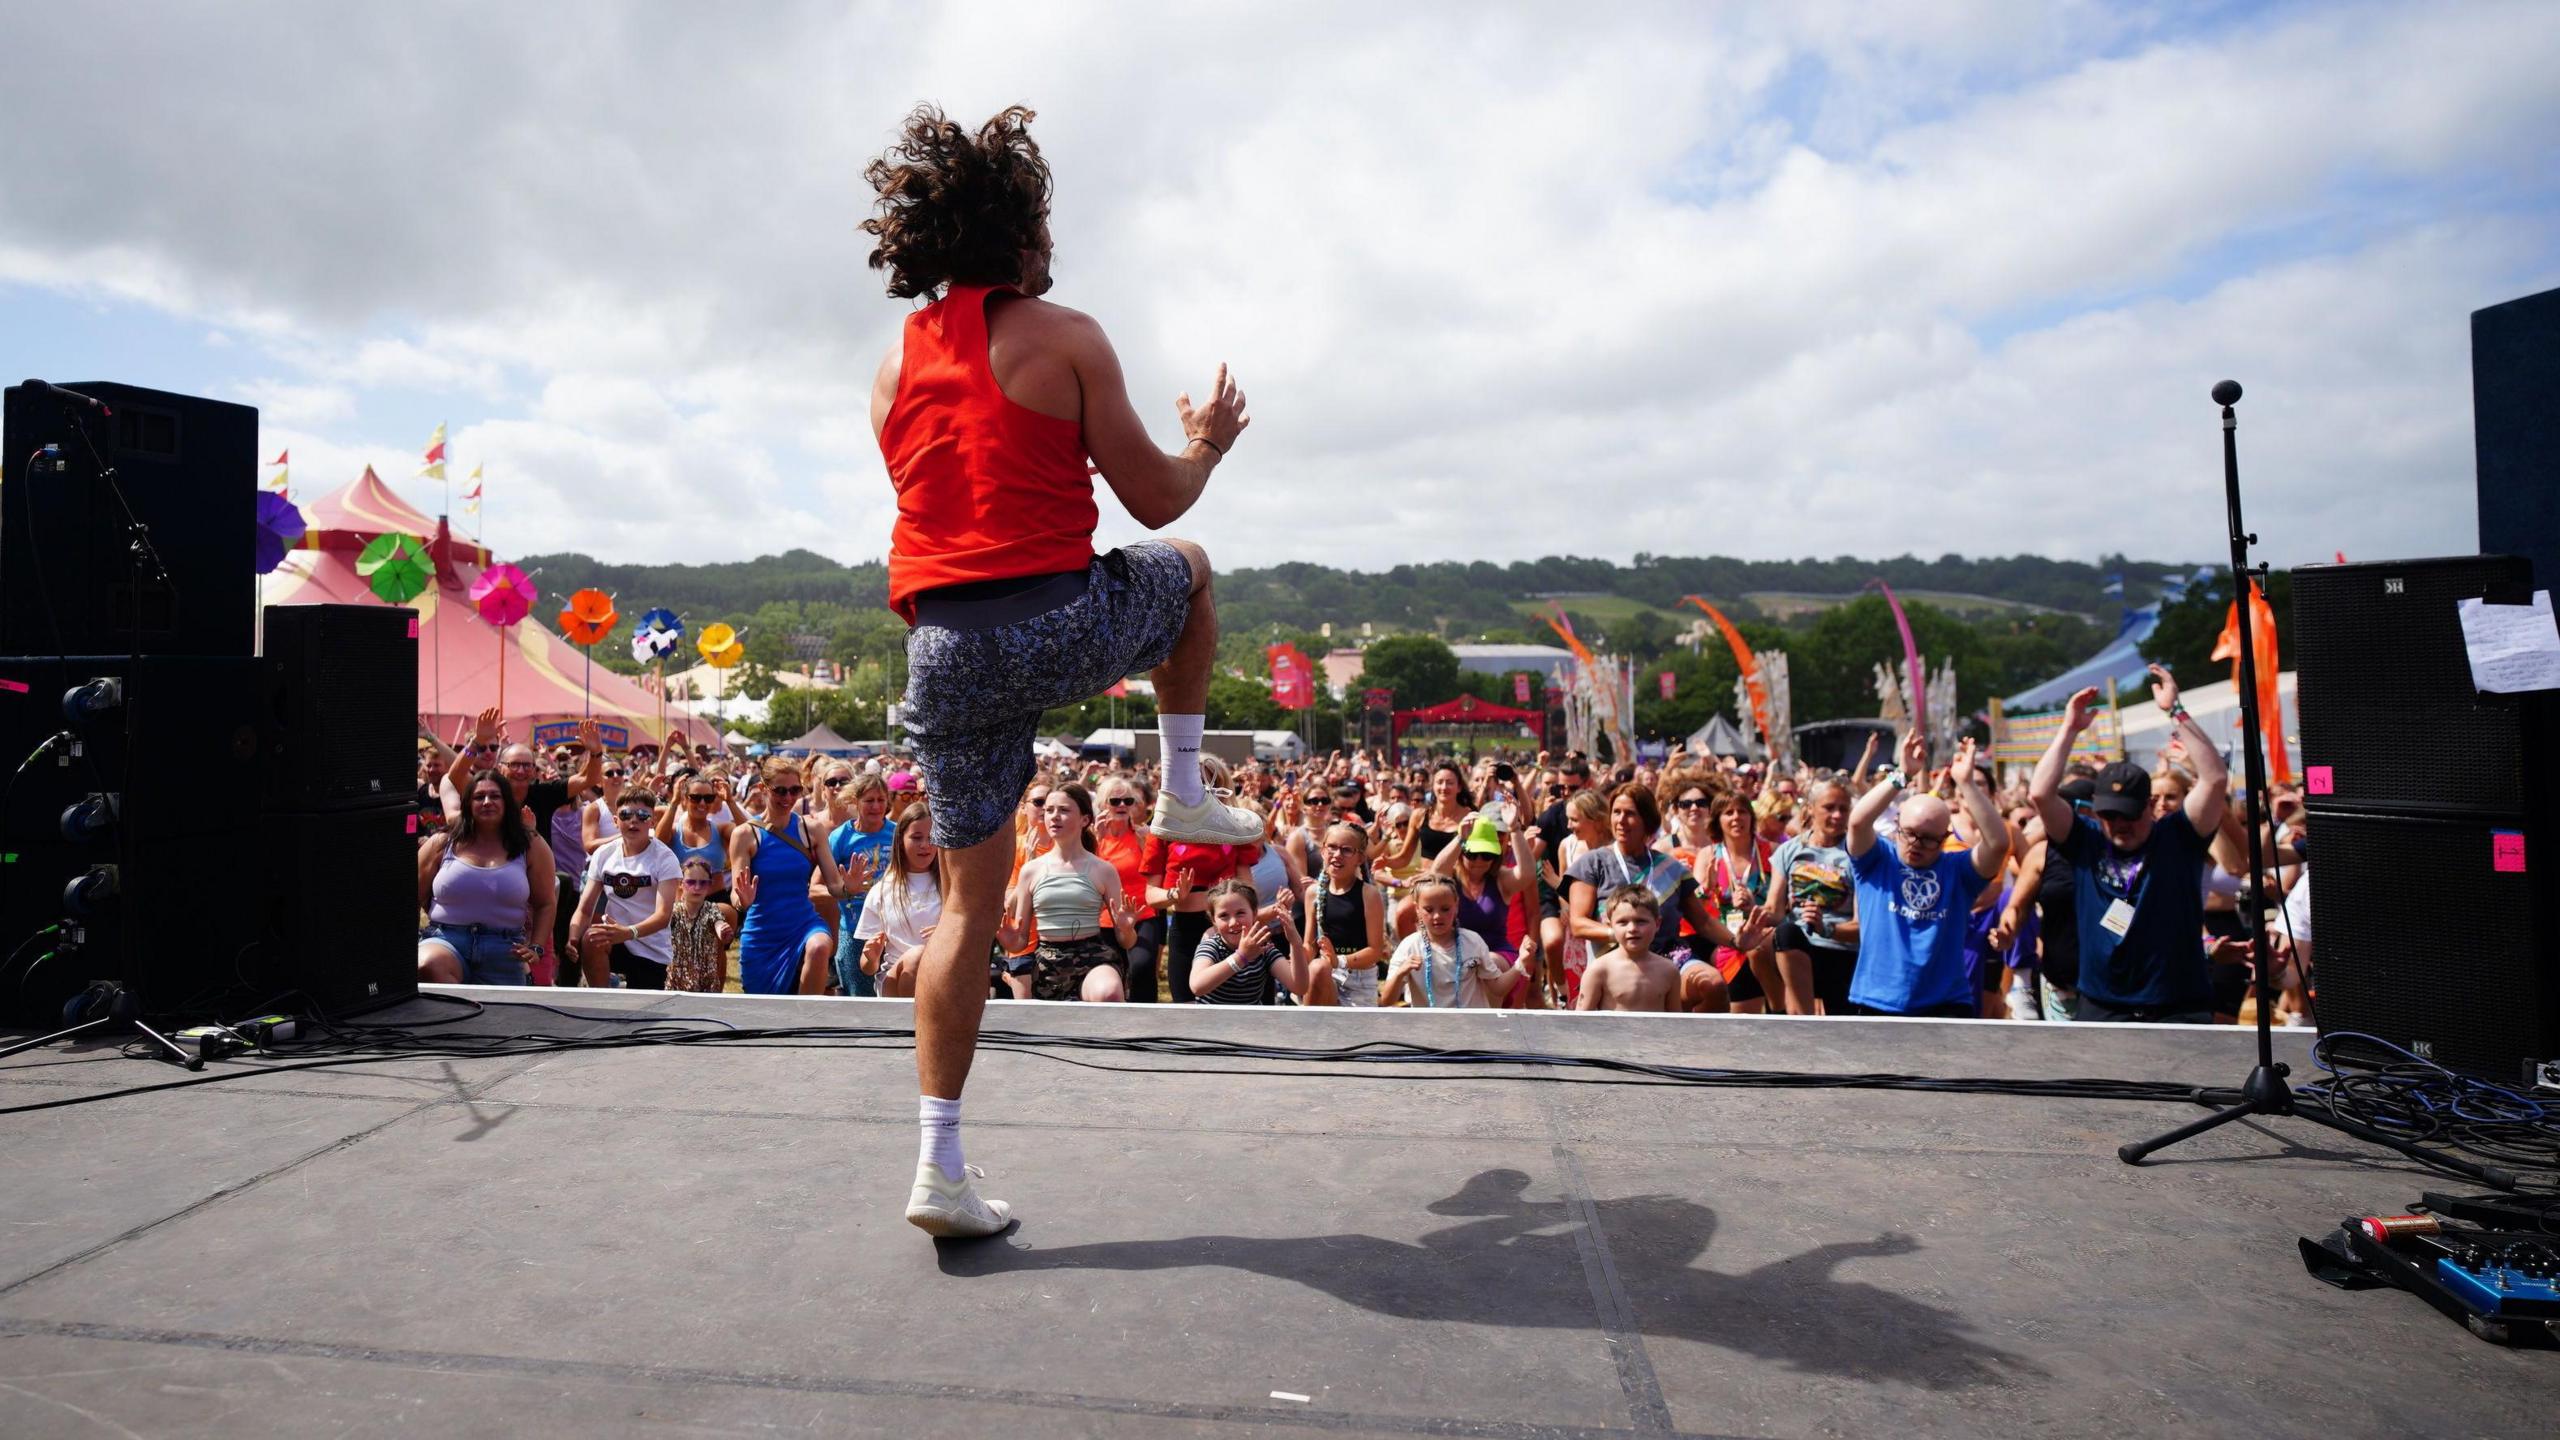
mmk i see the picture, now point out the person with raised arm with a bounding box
[862,104,1263,1238]
[1842,731,2010,1018]
[2028,665,2228,1023]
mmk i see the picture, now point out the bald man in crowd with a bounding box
[1841,729,2009,1018]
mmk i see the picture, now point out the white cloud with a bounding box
[1,0,2554,570]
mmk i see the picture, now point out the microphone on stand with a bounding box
[18,379,113,415]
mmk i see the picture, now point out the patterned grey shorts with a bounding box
[903,541,1194,850]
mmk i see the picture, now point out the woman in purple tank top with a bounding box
[419,769,558,986]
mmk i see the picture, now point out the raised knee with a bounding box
[1164,537,1212,590]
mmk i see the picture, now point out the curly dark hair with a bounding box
[861,104,1052,300]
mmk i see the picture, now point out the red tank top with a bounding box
[879,284,1096,623]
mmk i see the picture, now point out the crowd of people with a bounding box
[413,658,2313,1026]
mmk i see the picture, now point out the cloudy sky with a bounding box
[4,1,2554,573]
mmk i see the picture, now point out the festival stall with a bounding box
[263,467,701,749]
[1391,693,1547,750]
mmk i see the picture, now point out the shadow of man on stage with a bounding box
[937,1167,2035,1390]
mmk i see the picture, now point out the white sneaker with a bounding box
[1150,789,1266,845]
[906,1162,1014,1238]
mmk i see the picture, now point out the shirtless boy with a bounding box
[1574,885,1683,1012]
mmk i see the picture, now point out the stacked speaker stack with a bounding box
[2294,286,2560,1085]
[1,380,420,1027]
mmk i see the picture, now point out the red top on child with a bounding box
[878,284,1097,623]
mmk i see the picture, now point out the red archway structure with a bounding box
[1391,693,1546,747]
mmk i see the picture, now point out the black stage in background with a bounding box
[3,996,2552,1438]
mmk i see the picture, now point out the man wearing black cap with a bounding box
[2029,665,2227,1022]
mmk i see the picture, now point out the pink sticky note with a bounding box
[406,813,420,835]
[2304,765,2333,795]
[406,618,420,639]
[2493,831,2525,874]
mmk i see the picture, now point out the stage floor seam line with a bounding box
[0,1316,1763,1440]
[1546,1141,1677,1434]
[0,1051,556,1302]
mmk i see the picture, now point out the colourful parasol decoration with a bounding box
[631,607,685,736]
[697,622,745,724]
[354,532,433,605]
[470,563,538,711]
[559,588,618,645]
[558,588,619,719]
[254,492,307,575]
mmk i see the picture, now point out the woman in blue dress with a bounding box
[728,756,849,995]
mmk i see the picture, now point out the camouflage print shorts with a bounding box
[1031,933,1126,1002]
[902,542,1194,851]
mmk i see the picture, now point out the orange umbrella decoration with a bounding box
[697,622,745,726]
[558,588,619,719]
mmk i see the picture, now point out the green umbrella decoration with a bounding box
[355,532,434,605]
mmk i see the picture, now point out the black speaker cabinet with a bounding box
[252,802,419,1016]
[1,382,258,658]
[2292,554,2556,818]
[2303,808,2556,1083]
[262,603,419,812]
[2475,285,2560,590]
[0,655,267,1023]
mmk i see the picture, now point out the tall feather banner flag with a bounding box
[1868,580,1925,744]
[1681,596,1769,747]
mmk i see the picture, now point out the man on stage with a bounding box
[863,104,1262,1237]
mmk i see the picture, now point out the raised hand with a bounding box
[576,717,601,752]
[1175,363,1250,456]
[1945,736,1978,788]
[1897,728,1927,775]
[2063,685,2102,736]
[472,705,502,748]
[841,851,873,897]
[1734,910,1774,953]
[1166,865,1195,898]
[730,868,758,910]
[2148,662,2182,715]
[1236,922,1272,964]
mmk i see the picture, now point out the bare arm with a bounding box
[1071,315,1247,529]
[1947,739,2009,881]
[1850,728,1927,859]
[2147,664,2229,837]
[416,833,445,912]
[2029,687,2098,843]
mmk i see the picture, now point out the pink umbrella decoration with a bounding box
[469,562,539,712]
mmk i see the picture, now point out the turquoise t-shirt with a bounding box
[829,818,900,932]
[1847,842,1993,1014]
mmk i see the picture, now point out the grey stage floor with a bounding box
[2,988,2554,1439]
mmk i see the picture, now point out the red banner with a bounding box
[1363,687,1393,711]
[1513,673,1531,705]
[1266,642,1314,711]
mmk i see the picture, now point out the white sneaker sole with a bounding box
[906,1202,1012,1238]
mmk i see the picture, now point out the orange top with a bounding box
[879,284,1096,623]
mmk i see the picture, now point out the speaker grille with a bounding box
[2308,809,2555,1080]
[2293,555,2532,816]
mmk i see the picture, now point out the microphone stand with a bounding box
[2114,382,2515,1189]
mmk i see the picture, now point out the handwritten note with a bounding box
[2456,589,2560,694]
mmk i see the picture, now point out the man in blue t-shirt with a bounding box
[2029,666,2226,1022]
[1844,730,2009,1017]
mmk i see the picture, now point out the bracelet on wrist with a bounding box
[1191,434,1226,457]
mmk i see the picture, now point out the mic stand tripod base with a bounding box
[2118,1061,2292,1164]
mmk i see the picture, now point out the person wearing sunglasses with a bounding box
[1842,731,2009,1018]
[570,788,682,989]
[825,768,899,997]
[728,756,850,995]
[1087,778,1163,1000]
[654,768,737,906]
[665,857,739,993]
[440,708,603,983]
[418,768,556,987]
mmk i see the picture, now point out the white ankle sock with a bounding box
[919,1095,964,1181]
[1160,713,1206,804]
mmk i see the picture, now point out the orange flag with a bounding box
[1682,596,1770,746]
[2210,581,2291,784]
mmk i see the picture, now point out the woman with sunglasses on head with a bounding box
[728,756,850,995]
[855,803,942,999]
[570,787,683,989]
[666,857,739,993]
[1088,776,1164,1001]
[418,768,557,986]
[825,769,898,996]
